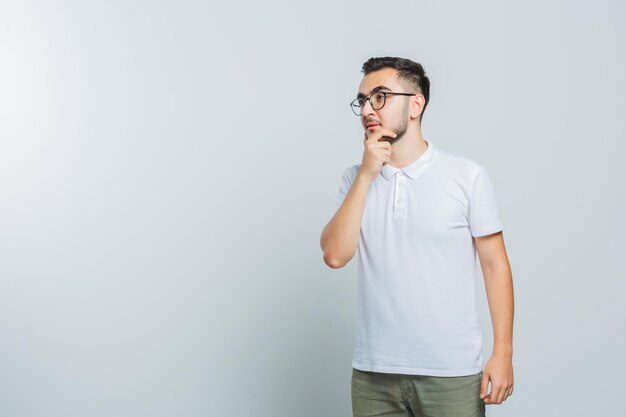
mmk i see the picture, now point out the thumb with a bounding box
[480,373,489,399]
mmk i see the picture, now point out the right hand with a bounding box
[359,127,397,181]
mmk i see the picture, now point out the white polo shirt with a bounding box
[335,138,504,377]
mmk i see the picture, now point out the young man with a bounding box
[320,57,514,417]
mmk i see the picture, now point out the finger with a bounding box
[491,384,503,404]
[502,388,510,403]
[501,382,512,403]
[484,385,494,404]
[379,133,397,142]
[500,387,509,403]
[484,389,493,404]
[479,374,489,400]
[504,385,513,400]
[382,141,393,150]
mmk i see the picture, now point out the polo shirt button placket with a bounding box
[394,173,406,214]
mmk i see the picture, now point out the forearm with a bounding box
[321,173,372,268]
[482,262,514,356]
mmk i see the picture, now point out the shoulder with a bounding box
[341,163,362,185]
[433,148,486,180]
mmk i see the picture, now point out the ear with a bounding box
[410,94,425,120]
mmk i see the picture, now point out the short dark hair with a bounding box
[361,57,430,122]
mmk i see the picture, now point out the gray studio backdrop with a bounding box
[1,1,624,416]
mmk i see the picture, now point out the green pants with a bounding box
[351,368,486,417]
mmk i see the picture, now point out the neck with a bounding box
[388,124,428,169]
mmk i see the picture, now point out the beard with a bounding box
[380,101,409,145]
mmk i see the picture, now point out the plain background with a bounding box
[1,1,625,416]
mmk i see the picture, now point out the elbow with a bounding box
[323,251,346,269]
[320,228,350,269]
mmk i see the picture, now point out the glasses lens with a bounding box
[371,92,385,110]
[351,99,362,116]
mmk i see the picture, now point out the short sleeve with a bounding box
[468,166,504,237]
[335,167,353,211]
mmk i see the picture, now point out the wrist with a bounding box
[356,171,374,184]
[493,344,513,356]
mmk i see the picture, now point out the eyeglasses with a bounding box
[350,91,416,116]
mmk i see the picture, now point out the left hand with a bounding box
[480,352,514,404]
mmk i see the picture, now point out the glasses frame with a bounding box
[350,91,416,116]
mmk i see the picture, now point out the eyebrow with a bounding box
[357,85,392,99]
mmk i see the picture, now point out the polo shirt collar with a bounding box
[381,138,436,181]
